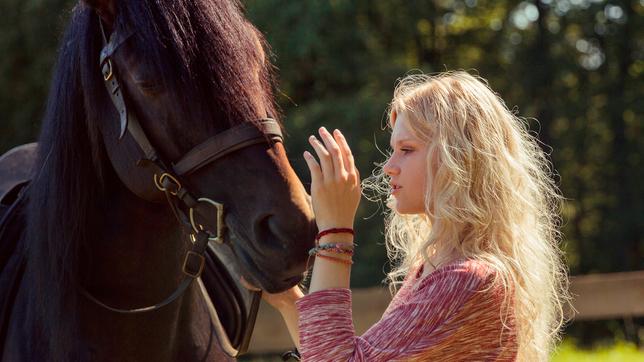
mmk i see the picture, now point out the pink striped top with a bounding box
[296,259,517,361]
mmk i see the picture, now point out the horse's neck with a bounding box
[78,185,231,360]
[85,186,183,294]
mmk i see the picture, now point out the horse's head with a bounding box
[83,0,316,293]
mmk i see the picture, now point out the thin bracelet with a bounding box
[305,245,353,270]
[308,243,354,256]
[315,253,353,266]
[323,247,353,255]
[309,247,354,256]
[316,242,355,250]
[315,228,354,242]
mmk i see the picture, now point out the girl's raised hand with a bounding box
[304,127,361,231]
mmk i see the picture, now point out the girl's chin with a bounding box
[391,201,426,215]
[396,206,413,214]
[391,200,410,214]
[387,196,424,215]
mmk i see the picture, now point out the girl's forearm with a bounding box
[277,233,353,351]
[278,287,305,349]
[308,233,354,293]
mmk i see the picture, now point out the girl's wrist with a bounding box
[316,216,355,228]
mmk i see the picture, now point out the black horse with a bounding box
[0,0,315,360]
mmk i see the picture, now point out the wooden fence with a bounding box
[247,270,644,354]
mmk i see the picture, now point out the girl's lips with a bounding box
[391,185,402,195]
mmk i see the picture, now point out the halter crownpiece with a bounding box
[98,18,133,139]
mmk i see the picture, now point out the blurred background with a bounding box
[0,0,642,360]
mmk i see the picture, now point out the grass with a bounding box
[242,340,644,361]
[551,340,643,362]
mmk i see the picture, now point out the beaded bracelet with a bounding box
[308,243,354,257]
[317,242,355,251]
[305,242,354,270]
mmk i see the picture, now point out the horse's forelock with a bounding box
[117,0,280,130]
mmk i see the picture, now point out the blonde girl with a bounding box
[244,71,571,361]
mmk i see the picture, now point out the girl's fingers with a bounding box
[333,129,356,177]
[308,135,333,180]
[318,127,346,180]
[303,151,322,185]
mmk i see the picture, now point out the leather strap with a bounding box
[196,277,261,357]
[97,20,168,170]
[127,113,164,167]
[172,119,283,176]
[98,22,133,61]
[99,21,134,140]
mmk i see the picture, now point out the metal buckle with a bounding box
[153,173,182,195]
[182,251,205,278]
[102,59,113,81]
[189,198,224,243]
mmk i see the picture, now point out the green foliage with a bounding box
[0,0,75,152]
[245,0,643,285]
[242,338,644,362]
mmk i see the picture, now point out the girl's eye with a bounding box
[400,148,413,154]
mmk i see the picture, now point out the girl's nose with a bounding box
[383,157,399,176]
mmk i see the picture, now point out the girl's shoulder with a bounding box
[386,258,506,315]
[412,258,500,293]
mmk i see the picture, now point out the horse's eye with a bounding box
[136,81,163,96]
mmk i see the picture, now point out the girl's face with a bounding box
[384,112,430,215]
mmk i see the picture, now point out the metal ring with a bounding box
[102,59,113,81]
[153,173,182,196]
[189,197,224,243]
[182,251,205,278]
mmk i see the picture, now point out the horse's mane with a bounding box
[25,1,278,358]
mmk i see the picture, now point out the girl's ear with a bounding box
[82,0,116,28]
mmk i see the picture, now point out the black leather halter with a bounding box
[81,19,278,354]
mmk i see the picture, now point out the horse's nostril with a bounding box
[253,213,315,274]
[256,214,269,232]
[255,215,283,248]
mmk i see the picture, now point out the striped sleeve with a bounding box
[295,262,517,361]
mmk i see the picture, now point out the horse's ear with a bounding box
[82,0,116,28]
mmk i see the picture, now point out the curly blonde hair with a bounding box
[364,71,571,361]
